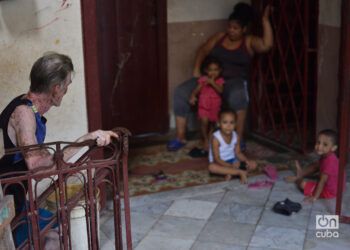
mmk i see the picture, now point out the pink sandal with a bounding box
[248,180,274,189]
[264,165,279,180]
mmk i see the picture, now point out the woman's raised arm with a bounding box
[250,5,273,54]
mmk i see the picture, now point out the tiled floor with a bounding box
[100,170,350,250]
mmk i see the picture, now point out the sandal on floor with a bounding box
[166,139,186,151]
[273,198,302,216]
[248,180,274,189]
[189,147,208,158]
[284,198,302,213]
[264,165,279,180]
[153,170,167,181]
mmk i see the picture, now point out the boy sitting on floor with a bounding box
[285,129,346,202]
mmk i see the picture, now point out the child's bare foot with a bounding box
[225,174,232,181]
[239,171,247,184]
[284,160,302,183]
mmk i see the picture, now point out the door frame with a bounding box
[80,0,103,132]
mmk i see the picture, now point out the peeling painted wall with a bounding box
[0,0,87,143]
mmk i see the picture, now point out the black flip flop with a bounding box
[284,198,302,213]
[273,198,302,216]
[189,147,208,158]
[273,200,292,216]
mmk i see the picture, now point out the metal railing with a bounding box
[0,127,132,249]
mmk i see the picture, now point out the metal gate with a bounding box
[250,0,318,152]
[0,128,132,249]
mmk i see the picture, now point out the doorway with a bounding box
[82,0,168,136]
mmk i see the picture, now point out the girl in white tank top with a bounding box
[208,110,257,183]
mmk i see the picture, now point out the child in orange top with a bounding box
[189,57,225,150]
[285,129,346,202]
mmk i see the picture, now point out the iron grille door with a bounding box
[250,0,318,152]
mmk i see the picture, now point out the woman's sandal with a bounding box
[166,139,186,151]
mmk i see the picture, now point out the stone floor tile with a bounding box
[304,229,350,250]
[210,202,264,225]
[100,230,115,250]
[249,225,306,250]
[164,199,217,220]
[198,220,255,246]
[126,181,229,208]
[271,179,301,193]
[248,247,286,250]
[135,234,194,250]
[148,215,206,240]
[307,210,350,237]
[191,240,246,250]
[102,211,160,240]
[259,207,310,229]
[191,191,225,203]
[130,200,173,215]
[221,186,271,206]
[268,189,306,203]
[311,198,337,214]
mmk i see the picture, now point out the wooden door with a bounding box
[96,0,168,135]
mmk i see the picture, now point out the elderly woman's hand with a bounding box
[90,130,119,146]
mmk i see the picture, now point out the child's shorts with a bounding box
[304,181,336,199]
[225,158,247,170]
[225,158,238,164]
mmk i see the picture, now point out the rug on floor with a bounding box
[125,139,294,196]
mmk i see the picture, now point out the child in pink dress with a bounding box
[285,129,346,202]
[189,57,225,150]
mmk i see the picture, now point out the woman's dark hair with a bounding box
[229,2,254,27]
[201,56,223,72]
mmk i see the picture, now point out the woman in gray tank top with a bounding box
[167,3,273,154]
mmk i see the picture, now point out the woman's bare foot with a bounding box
[239,171,247,184]
[284,160,302,183]
[225,174,232,181]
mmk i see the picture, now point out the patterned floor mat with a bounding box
[125,139,298,196]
